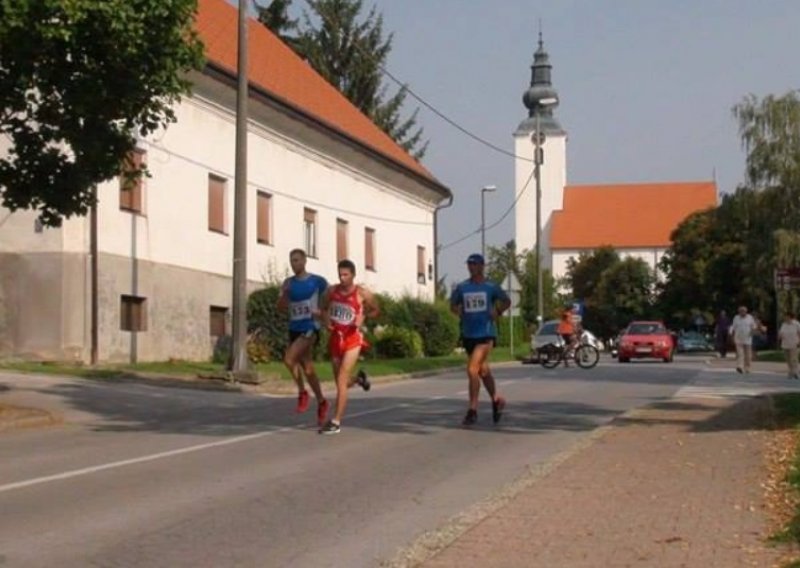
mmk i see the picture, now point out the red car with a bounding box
[617,321,674,363]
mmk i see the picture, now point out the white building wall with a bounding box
[90,96,435,298]
[513,131,567,268]
[1,88,441,361]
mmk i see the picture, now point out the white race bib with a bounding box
[463,292,488,313]
[290,300,313,321]
[329,302,356,325]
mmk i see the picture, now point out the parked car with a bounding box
[617,321,674,363]
[676,331,713,353]
[530,320,604,355]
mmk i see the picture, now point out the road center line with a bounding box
[0,396,449,495]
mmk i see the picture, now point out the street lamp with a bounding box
[532,96,558,326]
[481,185,497,258]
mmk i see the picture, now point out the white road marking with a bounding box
[0,396,449,495]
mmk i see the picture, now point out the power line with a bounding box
[438,166,536,251]
[301,6,534,164]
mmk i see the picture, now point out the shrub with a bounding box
[371,293,412,330]
[495,315,531,348]
[395,296,460,356]
[374,326,424,359]
[247,286,288,362]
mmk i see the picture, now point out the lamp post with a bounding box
[481,185,497,258]
[532,97,558,326]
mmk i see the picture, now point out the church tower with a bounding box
[513,33,567,268]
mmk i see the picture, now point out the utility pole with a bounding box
[229,0,250,374]
[535,112,544,327]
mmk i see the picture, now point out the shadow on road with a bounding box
[27,378,628,438]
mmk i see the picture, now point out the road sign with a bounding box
[571,300,584,324]
[774,267,800,290]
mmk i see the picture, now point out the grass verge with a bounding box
[0,345,529,383]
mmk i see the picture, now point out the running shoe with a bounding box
[317,399,330,426]
[492,396,506,424]
[462,409,478,427]
[356,369,371,391]
[319,420,341,435]
[296,390,310,413]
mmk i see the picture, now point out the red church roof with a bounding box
[550,181,717,249]
[195,0,440,187]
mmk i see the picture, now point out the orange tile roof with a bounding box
[195,0,439,185]
[550,181,717,249]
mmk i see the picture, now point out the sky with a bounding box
[256,0,800,285]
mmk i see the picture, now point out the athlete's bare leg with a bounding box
[479,358,497,400]
[284,337,312,393]
[333,347,362,423]
[298,346,324,401]
[467,344,493,410]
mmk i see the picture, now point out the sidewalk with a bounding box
[393,395,794,568]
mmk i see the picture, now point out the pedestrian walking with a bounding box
[277,249,330,425]
[729,305,757,373]
[450,253,511,426]
[714,310,731,358]
[778,312,800,379]
[318,259,378,435]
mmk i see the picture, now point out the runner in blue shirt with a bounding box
[277,249,329,425]
[450,253,511,426]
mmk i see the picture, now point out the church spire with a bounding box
[516,30,564,136]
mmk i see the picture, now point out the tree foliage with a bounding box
[659,91,800,333]
[257,0,427,159]
[565,246,620,302]
[594,257,655,334]
[0,0,204,226]
[255,0,298,49]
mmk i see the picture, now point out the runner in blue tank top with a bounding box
[450,253,511,427]
[278,249,329,425]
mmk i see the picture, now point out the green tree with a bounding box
[295,0,427,158]
[255,0,298,48]
[486,240,521,285]
[517,250,560,327]
[0,0,204,226]
[595,257,655,335]
[564,246,620,302]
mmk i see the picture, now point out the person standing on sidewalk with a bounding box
[729,305,757,373]
[277,249,330,425]
[450,253,511,427]
[778,312,800,379]
[318,259,378,435]
[714,310,731,358]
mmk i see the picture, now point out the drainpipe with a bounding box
[433,193,454,294]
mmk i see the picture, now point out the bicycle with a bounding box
[538,335,600,369]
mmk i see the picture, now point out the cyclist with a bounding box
[557,307,578,364]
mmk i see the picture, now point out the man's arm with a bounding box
[493,285,511,319]
[359,286,380,321]
[319,286,333,330]
[449,285,462,316]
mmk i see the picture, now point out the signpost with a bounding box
[774,267,800,333]
[774,267,800,290]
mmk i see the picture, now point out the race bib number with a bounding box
[463,292,488,313]
[329,302,356,325]
[290,300,313,321]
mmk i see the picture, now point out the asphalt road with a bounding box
[0,357,781,568]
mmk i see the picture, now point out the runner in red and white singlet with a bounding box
[319,259,379,435]
[327,284,365,359]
